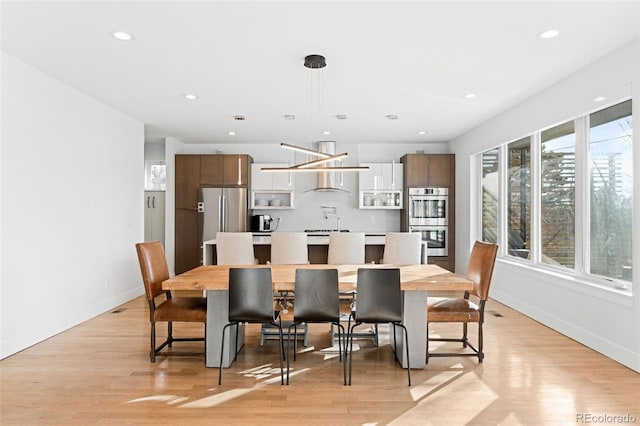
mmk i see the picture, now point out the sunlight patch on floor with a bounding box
[409,369,464,402]
[125,395,186,404]
[179,388,255,408]
[389,369,499,425]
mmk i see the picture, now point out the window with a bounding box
[507,137,531,259]
[479,99,632,287]
[541,121,575,268]
[588,100,633,281]
[481,148,499,243]
[145,160,166,190]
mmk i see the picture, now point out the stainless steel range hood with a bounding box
[313,141,348,192]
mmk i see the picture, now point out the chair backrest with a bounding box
[355,268,402,323]
[270,232,309,264]
[294,269,340,322]
[327,232,365,265]
[216,232,256,265]
[135,241,169,301]
[466,241,498,301]
[228,268,274,322]
[381,232,422,264]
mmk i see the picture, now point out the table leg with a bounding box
[391,290,427,369]
[206,290,244,368]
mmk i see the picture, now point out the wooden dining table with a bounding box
[163,263,473,369]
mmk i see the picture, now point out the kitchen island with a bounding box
[203,233,427,265]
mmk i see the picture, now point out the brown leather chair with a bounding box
[426,241,498,363]
[135,241,207,362]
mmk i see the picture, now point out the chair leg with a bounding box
[425,321,429,364]
[478,322,484,362]
[233,323,240,362]
[347,321,360,386]
[150,322,156,362]
[332,322,346,386]
[398,323,411,386]
[462,322,468,348]
[286,321,299,385]
[275,319,284,385]
[218,322,235,386]
[167,321,173,347]
[293,324,298,361]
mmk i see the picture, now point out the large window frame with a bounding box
[477,98,632,293]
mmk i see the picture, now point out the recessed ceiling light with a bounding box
[537,29,560,39]
[417,130,427,135]
[111,31,133,41]
[463,93,476,99]
[594,96,606,102]
[182,94,198,100]
[284,114,296,120]
[386,114,398,120]
[228,131,236,136]
[322,131,331,135]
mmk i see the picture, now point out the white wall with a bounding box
[0,53,145,358]
[450,40,640,372]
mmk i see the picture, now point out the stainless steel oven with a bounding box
[409,225,448,257]
[408,187,448,226]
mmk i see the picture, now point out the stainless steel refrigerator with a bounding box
[199,187,248,243]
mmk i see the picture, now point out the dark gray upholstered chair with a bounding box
[426,241,498,363]
[135,241,206,362]
[347,268,411,386]
[218,267,284,385]
[286,269,346,385]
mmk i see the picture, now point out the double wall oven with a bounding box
[408,187,449,257]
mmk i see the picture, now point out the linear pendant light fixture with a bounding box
[261,143,369,173]
[262,55,369,174]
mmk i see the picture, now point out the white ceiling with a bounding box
[2,1,638,145]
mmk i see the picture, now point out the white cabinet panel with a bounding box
[144,191,165,245]
[251,164,295,209]
[358,163,403,209]
[251,164,295,191]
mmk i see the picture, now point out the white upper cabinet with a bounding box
[250,164,295,209]
[358,163,403,209]
[251,164,295,190]
[359,163,403,190]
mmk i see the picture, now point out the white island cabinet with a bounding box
[358,163,403,209]
[250,164,295,209]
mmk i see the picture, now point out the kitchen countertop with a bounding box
[204,234,387,246]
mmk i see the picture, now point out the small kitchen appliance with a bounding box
[251,214,273,232]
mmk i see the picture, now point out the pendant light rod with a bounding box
[293,152,348,169]
[261,166,369,173]
[280,142,333,158]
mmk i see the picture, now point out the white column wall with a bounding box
[0,53,145,358]
[450,40,640,372]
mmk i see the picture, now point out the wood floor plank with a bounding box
[1,296,638,425]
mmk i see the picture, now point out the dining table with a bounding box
[162,263,473,369]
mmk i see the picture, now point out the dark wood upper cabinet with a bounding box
[175,155,200,209]
[402,153,454,188]
[200,155,224,185]
[223,154,250,186]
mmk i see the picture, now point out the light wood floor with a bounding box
[1,296,638,425]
